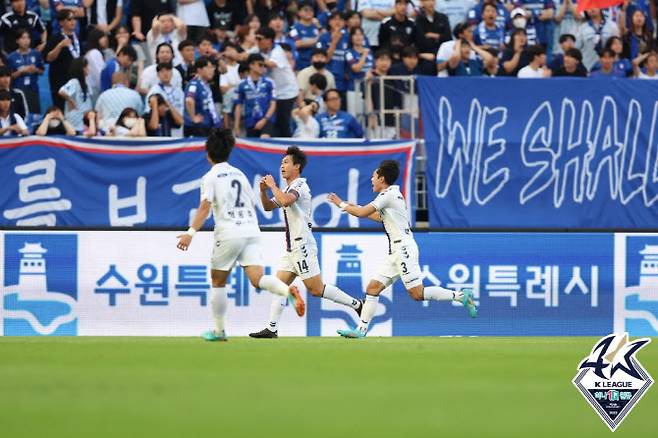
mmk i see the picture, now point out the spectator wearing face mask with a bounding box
[576,8,619,71]
[110,107,146,137]
[551,47,587,76]
[509,8,538,46]
[514,0,555,51]
[35,106,76,135]
[297,48,335,105]
[589,48,625,78]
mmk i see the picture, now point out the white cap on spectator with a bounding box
[511,8,526,18]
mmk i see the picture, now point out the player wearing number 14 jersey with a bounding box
[249,146,363,338]
[176,129,305,341]
[328,160,478,339]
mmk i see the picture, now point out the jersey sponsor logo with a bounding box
[573,333,653,431]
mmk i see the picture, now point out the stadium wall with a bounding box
[2,230,657,337]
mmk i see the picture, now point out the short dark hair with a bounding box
[311,47,327,57]
[206,129,235,163]
[118,45,137,61]
[375,49,392,60]
[453,22,470,39]
[482,2,497,13]
[564,48,582,62]
[559,33,576,44]
[256,27,275,41]
[401,46,418,59]
[285,146,307,173]
[247,53,265,66]
[14,27,30,41]
[323,88,340,101]
[196,33,215,46]
[526,44,545,59]
[376,160,400,185]
[0,65,11,77]
[600,48,615,58]
[56,8,74,21]
[156,62,173,72]
[0,89,11,101]
[238,62,249,75]
[309,73,327,90]
[194,56,214,70]
[178,39,195,51]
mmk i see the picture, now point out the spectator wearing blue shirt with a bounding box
[619,0,653,35]
[590,36,633,77]
[509,7,539,46]
[7,29,44,114]
[290,2,321,70]
[0,0,48,53]
[316,89,364,138]
[317,11,350,106]
[589,49,626,79]
[467,0,510,30]
[548,33,575,71]
[448,38,496,76]
[184,56,221,137]
[345,27,373,115]
[234,53,277,138]
[100,45,137,92]
[514,0,555,49]
[474,2,506,51]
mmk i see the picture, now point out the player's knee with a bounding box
[366,284,381,295]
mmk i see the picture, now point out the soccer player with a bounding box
[176,129,305,342]
[327,160,478,338]
[249,146,363,338]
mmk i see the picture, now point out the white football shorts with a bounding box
[278,242,321,280]
[211,236,264,271]
[374,239,423,289]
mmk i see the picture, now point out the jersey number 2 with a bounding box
[231,180,244,207]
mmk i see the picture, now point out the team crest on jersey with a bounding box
[572,333,653,431]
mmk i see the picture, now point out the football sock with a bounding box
[268,296,288,332]
[322,284,361,309]
[258,275,289,297]
[210,287,227,333]
[356,294,379,333]
[423,286,463,302]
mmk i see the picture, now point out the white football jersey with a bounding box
[200,162,261,239]
[369,185,413,253]
[274,177,316,251]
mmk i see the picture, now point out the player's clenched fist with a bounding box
[263,174,277,188]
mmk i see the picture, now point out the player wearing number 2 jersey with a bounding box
[249,146,364,339]
[176,129,305,341]
[328,160,478,339]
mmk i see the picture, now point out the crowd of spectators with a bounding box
[0,0,656,139]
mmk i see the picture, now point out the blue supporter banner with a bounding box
[0,136,415,228]
[418,77,658,228]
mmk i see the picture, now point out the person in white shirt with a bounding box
[291,100,320,138]
[633,51,658,79]
[257,27,299,137]
[146,62,185,137]
[176,129,306,342]
[139,42,183,95]
[0,89,28,136]
[328,160,478,338]
[146,14,187,66]
[219,42,241,126]
[436,22,475,77]
[59,58,93,132]
[176,0,209,44]
[518,44,551,78]
[248,146,363,338]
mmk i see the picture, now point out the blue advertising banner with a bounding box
[314,232,616,336]
[418,77,658,228]
[0,137,415,228]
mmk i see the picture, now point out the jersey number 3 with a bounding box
[231,180,245,207]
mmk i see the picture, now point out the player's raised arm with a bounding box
[259,177,279,211]
[264,175,298,207]
[327,193,379,220]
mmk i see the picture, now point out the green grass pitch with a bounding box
[1,337,656,438]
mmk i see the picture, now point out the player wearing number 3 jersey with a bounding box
[328,160,478,339]
[248,146,364,339]
[176,129,305,342]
